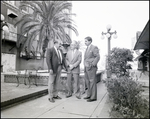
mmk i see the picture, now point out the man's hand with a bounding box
[49,69,53,75]
[69,64,74,70]
[91,63,95,67]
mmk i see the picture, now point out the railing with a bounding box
[2,31,25,43]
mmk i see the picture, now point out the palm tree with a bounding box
[15,1,78,56]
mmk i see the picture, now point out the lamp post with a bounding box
[1,14,9,72]
[101,24,117,78]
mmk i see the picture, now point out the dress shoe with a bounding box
[66,94,72,98]
[53,96,62,99]
[87,99,97,102]
[83,96,90,99]
[76,95,81,99]
[48,98,55,103]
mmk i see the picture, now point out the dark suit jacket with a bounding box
[46,47,66,74]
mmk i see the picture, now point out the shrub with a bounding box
[107,47,133,77]
[106,76,149,118]
[105,47,149,118]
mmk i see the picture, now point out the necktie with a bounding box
[86,46,89,53]
[57,49,61,63]
[71,50,75,60]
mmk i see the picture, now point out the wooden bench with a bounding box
[16,70,38,88]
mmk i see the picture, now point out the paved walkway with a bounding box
[1,74,112,118]
[1,82,47,103]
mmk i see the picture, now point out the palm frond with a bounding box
[14,14,33,27]
[27,30,40,52]
[16,1,78,53]
[65,34,72,44]
[19,1,38,12]
[17,34,27,48]
[67,24,79,36]
[55,25,66,40]
[52,1,72,18]
[56,31,64,42]
[21,21,40,34]
[48,2,55,21]
[41,1,47,17]
[28,25,41,34]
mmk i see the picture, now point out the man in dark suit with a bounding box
[46,40,67,103]
[84,36,100,102]
[65,40,82,99]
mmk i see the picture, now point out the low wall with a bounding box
[3,70,104,93]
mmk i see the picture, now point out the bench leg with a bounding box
[28,77,31,88]
[34,77,37,86]
[16,76,20,87]
[24,77,27,85]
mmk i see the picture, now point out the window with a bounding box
[138,57,147,71]
[1,53,16,73]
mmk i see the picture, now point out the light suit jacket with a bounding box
[84,44,100,69]
[66,49,82,74]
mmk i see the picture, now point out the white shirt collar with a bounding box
[88,44,91,49]
[54,45,57,51]
[73,49,77,52]
[54,45,62,62]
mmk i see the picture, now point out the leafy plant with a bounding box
[106,76,143,105]
[105,47,149,118]
[107,47,133,77]
[106,77,149,118]
[15,1,79,53]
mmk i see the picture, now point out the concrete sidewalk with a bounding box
[1,74,48,110]
[1,75,112,118]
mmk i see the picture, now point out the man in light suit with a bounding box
[84,36,100,102]
[46,40,67,103]
[65,40,82,99]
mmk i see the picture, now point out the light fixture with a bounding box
[106,33,111,38]
[1,14,9,33]
[113,34,118,39]
[106,24,112,31]
[1,14,5,21]
[101,35,105,40]
[1,14,9,72]
[2,25,9,33]
[101,24,117,78]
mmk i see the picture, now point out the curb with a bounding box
[1,89,48,111]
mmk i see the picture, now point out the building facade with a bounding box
[134,20,149,72]
[1,1,26,72]
[1,1,72,72]
[133,20,149,87]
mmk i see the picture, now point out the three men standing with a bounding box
[84,36,100,102]
[46,36,100,103]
